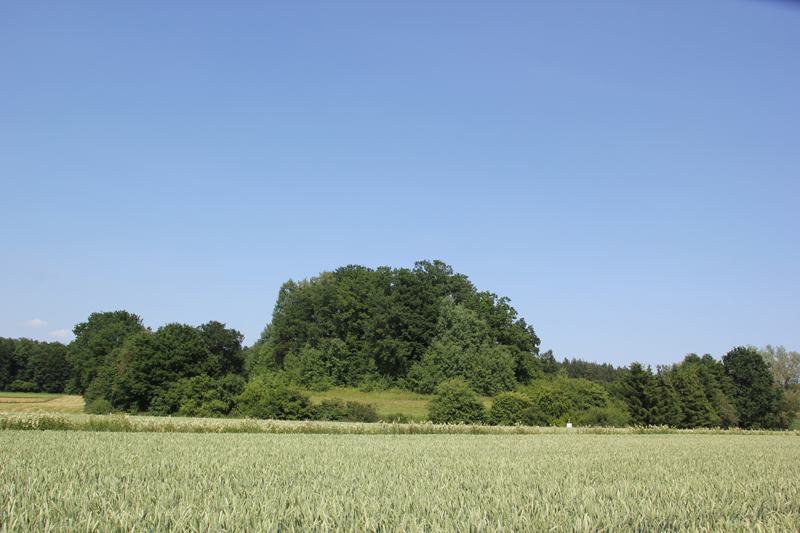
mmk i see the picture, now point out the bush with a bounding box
[175,374,246,418]
[428,378,487,424]
[235,383,313,420]
[313,399,380,423]
[342,401,380,423]
[84,399,113,415]
[9,380,39,393]
[489,392,533,425]
[520,407,550,427]
[314,399,349,421]
[576,406,629,428]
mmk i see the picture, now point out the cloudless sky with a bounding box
[2,0,798,368]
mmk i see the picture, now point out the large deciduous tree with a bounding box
[757,344,800,389]
[66,311,146,394]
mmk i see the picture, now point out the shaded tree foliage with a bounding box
[0,338,72,393]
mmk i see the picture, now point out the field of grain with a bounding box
[1,430,798,532]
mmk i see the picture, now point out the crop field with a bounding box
[1,430,798,532]
[0,393,84,414]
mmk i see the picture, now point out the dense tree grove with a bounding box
[249,261,542,392]
[1,261,797,429]
[0,337,72,393]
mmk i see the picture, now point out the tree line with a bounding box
[1,260,797,429]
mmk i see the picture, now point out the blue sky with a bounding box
[2,1,798,368]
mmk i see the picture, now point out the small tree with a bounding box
[427,378,486,424]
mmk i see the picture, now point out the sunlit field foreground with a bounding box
[1,430,798,532]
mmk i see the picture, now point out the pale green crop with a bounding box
[1,430,798,532]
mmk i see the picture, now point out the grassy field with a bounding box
[0,392,84,414]
[1,430,797,532]
[308,386,495,421]
[307,387,447,420]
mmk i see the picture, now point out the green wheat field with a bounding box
[1,422,798,532]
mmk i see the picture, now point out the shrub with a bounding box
[313,399,380,423]
[9,380,39,393]
[174,374,246,418]
[489,392,533,425]
[520,407,550,427]
[343,401,380,423]
[314,399,349,421]
[84,399,113,415]
[576,406,629,428]
[428,378,487,424]
[235,383,313,420]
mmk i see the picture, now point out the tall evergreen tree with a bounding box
[723,346,782,429]
[618,362,657,425]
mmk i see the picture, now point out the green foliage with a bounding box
[283,343,336,391]
[756,344,800,389]
[618,362,657,425]
[84,399,113,415]
[66,311,146,395]
[520,406,550,426]
[520,376,610,426]
[313,399,380,423]
[196,321,245,377]
[489,392,533,425]
[314,399,350,421]
[342,401,380,423]
[260,261,540,395]
[171,374,246,418]
[235,383,313,420]
[562,358,623,383]
[526,385,570,424]
[9,380,38,392]
[427,378,487,424]
[0,338,72,394]
[576,406,629,427]
[408,298,517,395]
[0,338,15,391]
[723,346,782,429]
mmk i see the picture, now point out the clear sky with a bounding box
[1,1,798,369]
